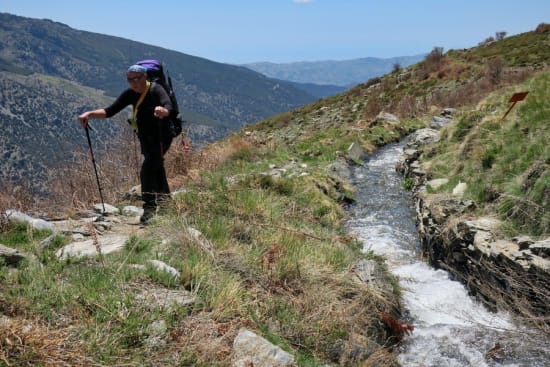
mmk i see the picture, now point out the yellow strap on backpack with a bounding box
[130,80,151,130]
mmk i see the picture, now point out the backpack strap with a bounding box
[130,80,151,131]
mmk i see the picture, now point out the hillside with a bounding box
[0,23,549,367]
[279,79,348,98]
[243,54,425,87]
[0,13,315,125]
[0,72,125,190]
[0,12,317,194]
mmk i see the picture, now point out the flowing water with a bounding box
[345,141,549,367]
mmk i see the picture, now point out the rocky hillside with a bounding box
[397,70,549,332]
[0,72,124,191]
[244,22,550,330]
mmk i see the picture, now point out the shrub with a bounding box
[486,57,504,85]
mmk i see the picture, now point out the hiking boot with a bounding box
[140,207,156,225]
[157,195,173,215]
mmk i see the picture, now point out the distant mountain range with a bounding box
[243,55,425,87]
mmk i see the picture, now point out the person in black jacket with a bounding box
[78,64,174,224]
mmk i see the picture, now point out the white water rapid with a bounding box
[345,142,549,367]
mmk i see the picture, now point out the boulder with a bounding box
[0,244,28,267]
[5,210,53,231]
[347,141,364,162]
[56,234,128,259]
[232,329,295,367]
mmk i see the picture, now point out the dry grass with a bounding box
[458,253,550,335]
[46,129,141,214]
[42,130,254,214]
[166,313,255,365]
[0,317,93,367]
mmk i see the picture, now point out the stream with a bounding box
[345,141,549,366]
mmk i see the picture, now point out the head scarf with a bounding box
[127,64,147,74]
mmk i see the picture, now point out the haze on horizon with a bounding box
[0,0,547,64]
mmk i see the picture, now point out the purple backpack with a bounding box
[136,59,165,84]
[135,59,183,135]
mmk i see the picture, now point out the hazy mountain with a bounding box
[273,79,347,98]
[243,55,426,87]
[0,12,317,194]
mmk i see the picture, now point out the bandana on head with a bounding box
[127,64,147,74]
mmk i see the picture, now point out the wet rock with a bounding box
[327,157,352,181]
[351,259,393,294]
[406,128,440,148]
[347,141,365,162]
[397,127,550,332]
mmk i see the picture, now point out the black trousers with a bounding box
[140,136,172,210]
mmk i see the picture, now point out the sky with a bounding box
[0,0,548,64]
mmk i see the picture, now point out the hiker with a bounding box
[78,64,174,224]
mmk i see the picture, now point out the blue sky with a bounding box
[1,0,548,64]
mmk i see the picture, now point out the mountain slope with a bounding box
[0,72,124,191]
[0,13,316,129]
[272,79,347,98]
[243,55,425,87]
[0,12,318,194]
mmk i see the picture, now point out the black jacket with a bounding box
[104,82,173,146]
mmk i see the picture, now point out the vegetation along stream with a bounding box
[345,140,550,366]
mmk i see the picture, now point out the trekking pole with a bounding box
[84,123,106,214]
[133,131,140,183]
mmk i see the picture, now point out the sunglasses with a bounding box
[127,75,144,83]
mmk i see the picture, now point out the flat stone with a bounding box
[55,234,128,259]
[233,328,295,367]
[531,238,550,258]
[135,288,196,311]
[94,203,119,215]
[426,178,449,190]
[464,217,502,232]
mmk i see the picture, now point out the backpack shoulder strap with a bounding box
[130,80,151,130]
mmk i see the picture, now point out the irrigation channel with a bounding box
[345,140,549,366]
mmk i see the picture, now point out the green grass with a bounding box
[423,72,549,236]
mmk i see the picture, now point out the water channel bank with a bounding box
[345,140,549,366]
